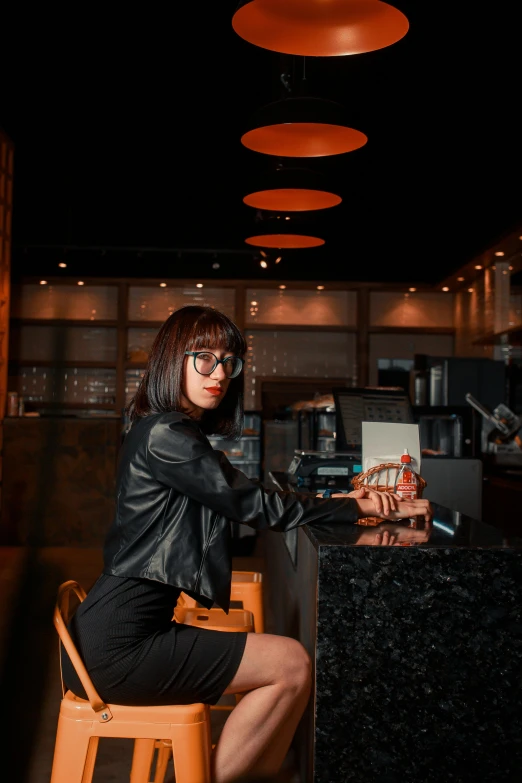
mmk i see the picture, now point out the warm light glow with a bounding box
[275,256,282,264]
[475,265,483,270]
[250,301,258,306]
[408,287,416,292]
[509,266,514,271]
[285,216,291,220]
[159,282,167,287]
[260,260,268,269]
[442,287,449,292]
[77,281,85,286]
[40,280,47,285]
[468,288,474,293]
[279,285,286,289]
[58,262,67,268]
[519,236,522,241]
[494,251,505,257]
[317,285,325,290]
[196,283,204,288]
[260,250,267,258]
[457,277,465,282]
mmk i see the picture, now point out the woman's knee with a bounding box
[280,638,312,690]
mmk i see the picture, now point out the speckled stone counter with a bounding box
[266,473,522,783]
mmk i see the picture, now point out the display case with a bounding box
[208,412,262,481]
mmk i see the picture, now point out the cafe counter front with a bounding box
[266,472,522,783]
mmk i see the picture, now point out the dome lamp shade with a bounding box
[232,0,409,58]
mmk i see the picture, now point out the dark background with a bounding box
[1,2,520,283]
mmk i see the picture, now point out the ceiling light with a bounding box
[317,285,325,290]
[78,281,85,286]
[275,256,282,264]
[468,288,474,293]
[494,251,505,257]
[159,282,167,287]
[260,260,268,269]
[442,287,449,292]
[241,97,367,158]
[474,265,483,270]
[40,280,47,285]
[260,250,267,258]
[232,0,409,57]
[58,262,67,268]
[279,285,286,289]
[246,234,325,249]
[408,287,416,292]
[212,262,220,269]
[285,216,291,220]
[457,277,465,282]
[509,266,514,271]
[250,301,258,306]
[196,283,204,288]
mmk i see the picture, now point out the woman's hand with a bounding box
[355,520,433,546]
[318,487,433,524]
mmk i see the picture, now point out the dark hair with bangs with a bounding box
[128,305,247,438]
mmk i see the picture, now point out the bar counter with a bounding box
[267,471,522,783]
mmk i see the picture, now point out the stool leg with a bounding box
[170,718,211,783]
[50,714,97,783]
[154,741,172,783]
[242,591,264,634]
[130,739,156,783]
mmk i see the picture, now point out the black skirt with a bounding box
[61,574,248,706]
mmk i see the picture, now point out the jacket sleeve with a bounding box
[147,414,359,532]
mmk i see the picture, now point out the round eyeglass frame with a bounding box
[185,351,244,379]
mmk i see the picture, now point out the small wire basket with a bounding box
[351,463,427,526]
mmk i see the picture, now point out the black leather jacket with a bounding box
[103,412,359,611]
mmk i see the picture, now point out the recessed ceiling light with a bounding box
[159,282,167,287]
[77,281,85,286]
[260,260,267,269]
[409,287,416,292]
[475,265,483,270]
[494,251,505,257]
[275,256,282,264]
[196,283,204,288]
[457,277,465,282]
[58,262,67,268]
[468,288,474,293]
[509,266,514,271]
[279,285,286,290]
[260,251,267,258]
[250,301,258,306]
[317,285,325,290]
[40,280,47,285]
[442,286,449,292]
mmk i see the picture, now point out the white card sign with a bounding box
[362,421,422,486]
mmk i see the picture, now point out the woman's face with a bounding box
[181,347,234,418]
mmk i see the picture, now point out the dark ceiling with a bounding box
[1,2,521,284]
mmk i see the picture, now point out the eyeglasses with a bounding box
[185,351,244,379]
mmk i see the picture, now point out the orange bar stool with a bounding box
[176,570,264,633]
[133,598,256,783]
[50,580,212,783]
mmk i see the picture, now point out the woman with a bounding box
[62,304,432,783]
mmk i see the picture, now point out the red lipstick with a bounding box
[205,387,223,396]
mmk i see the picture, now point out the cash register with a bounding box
[285,387,414,494]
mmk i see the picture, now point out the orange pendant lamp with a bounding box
[232,0,409,57]
[241,97,367,158]
[245,234,325,249]
[243,167,342,212]
[245,211,326,249]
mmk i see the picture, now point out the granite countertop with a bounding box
[269,470,521,551]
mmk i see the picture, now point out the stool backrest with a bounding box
[54,580,113,721]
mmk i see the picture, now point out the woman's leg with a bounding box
[211,632,312,783]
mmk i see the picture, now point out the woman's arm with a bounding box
[147,414,361,532]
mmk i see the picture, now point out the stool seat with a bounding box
[175,607,254,633]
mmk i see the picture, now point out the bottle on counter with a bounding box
[7,391,19,417]
[394,449,418,499]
